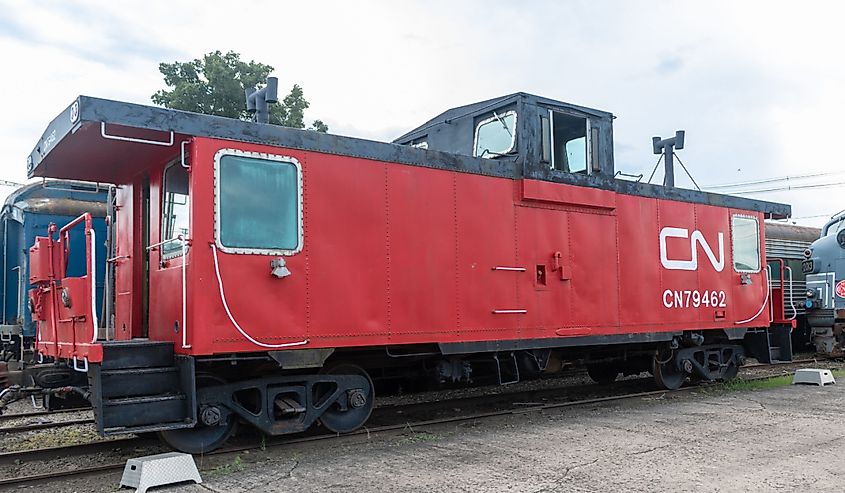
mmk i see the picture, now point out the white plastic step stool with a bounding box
[120,451,202,493]
[792,369,836,386]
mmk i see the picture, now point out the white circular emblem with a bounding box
[69,101,79,123]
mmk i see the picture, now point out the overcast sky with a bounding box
[0,1,842,226]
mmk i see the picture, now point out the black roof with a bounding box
[394,92,612,144]
[27,95,790,218]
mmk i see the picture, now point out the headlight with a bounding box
[838,230,845,249]
[806,289,815,298]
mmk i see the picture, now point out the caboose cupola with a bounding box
[393,92,615,179]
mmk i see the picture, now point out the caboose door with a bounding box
[111,177,150,340]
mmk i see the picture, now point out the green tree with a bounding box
[152,50,328,131]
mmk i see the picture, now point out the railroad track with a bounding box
[0,358,836,488]
[0,358,817,435]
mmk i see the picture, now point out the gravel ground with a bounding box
[11,366,845,492]
[0,404,98,453]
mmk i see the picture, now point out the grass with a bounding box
[401,431,440,443]
[719,368,845,393]
[721,374,794,392]
[211,455,245,476]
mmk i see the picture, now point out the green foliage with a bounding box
[720,375,793,392]
[152,50,328,132]
[211,454,245,476]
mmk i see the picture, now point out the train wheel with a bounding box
[586,364,618,385]
[318,363,374,434]
[652,353,685,390]
[159,374,236,454]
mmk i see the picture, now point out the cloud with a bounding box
[655,56,684,76]
[0,2,181,69]
[1,0,844,225]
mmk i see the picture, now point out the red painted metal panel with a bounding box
[386,165,458,343]
[521,179,616,210]
[513,204,572,339]
[454,174,519,338]
[300,153,387,345]
[615,195,662,328]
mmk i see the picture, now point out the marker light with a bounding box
[805,300,814,309]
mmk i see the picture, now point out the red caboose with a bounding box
[25,92,790,452]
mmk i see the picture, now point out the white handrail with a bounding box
[100,122,174,147]
[735,267,771,325]
[90,229,98,343]
[210,243,308,349]
[181,238,190,349]
[785,266,797,321]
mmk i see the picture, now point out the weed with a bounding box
[721,374,793,392]
[212,455,245,476]
[401,431,439,443]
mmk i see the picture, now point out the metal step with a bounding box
[100,366,180,399]
[104,421,194,435]
[90,350,196,435]
[101,394,188,431]
[100,340,174,370]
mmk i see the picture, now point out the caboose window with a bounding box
[731,215,760,272]
[161,163,190,258]
[473,111,516,158]
[550,111,589,174]
[409,137,428,149]
[216,151,302,254]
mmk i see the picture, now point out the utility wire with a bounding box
[704,170,845,190]
[725,180,845,195]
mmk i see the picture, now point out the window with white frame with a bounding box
[217,151,302,253]
[732,215,760,272]
[473,111,516,158]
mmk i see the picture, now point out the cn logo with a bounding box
[659,227,724,272]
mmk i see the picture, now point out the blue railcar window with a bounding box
[732,215,760,272]
[219,154,300,252]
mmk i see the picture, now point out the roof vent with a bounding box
[245,77,279,124]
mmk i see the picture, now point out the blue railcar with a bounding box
[804,211,845,354]
[0,180,108,365]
